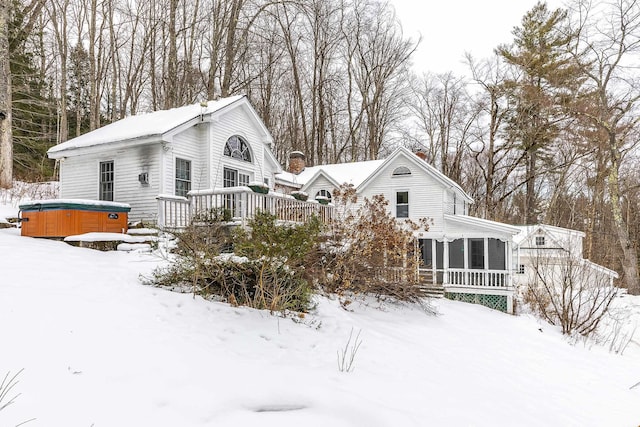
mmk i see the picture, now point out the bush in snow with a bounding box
[312,185,431,303]
[522,252,618,336]
[149,210,322,312]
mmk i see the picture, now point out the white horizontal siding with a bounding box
[359,158,444,232]
[59,144,162,223]
[59,155,99,199]
[57,101,280,224]
[112,144,162,223]
[209,105,275,188]
[164,124,209,195]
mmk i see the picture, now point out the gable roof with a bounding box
[276,159,385,189]
[513,224,585,247]
[48,95,245,158]
[358,147,473,203]
[276,147,473,204]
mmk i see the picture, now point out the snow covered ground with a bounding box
[1,199,640,426]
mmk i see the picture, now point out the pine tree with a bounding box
[9,0,54,180]
[498,2,581,224]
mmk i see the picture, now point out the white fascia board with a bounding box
[444,214,521,235]
[47,136,161,159]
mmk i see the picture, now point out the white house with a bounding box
[276,148,522,313]
[513,224,618,288]
[47,96,285,224]
[47,96,524,313]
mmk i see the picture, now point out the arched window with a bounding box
[224,135,252,162]
[315,189,332,201]
[392,166,411,176]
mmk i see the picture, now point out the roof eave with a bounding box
[444,214,522,235]
[300,169,342,192]
[48,135,161,159]
[357,147,474,203]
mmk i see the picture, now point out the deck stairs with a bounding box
[418,268,445,298]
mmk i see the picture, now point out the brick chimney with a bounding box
[415,150,427,161]
[289,151,306,175]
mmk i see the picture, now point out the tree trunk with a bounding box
[608,138,640,294]
[50,0,69,143]
[88,0,98,130]
[0,0,12,188]
[221,0,243,97]
[165,0,178,108]
[525,149,537,224]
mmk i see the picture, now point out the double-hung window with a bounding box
[99,161,114,201]
[396,191,409,218]
[175,158,191,197]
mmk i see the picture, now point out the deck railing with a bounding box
[157,187,333,229]
[157,194,191,229]
[419,267,511,288]
[446,268,510,288]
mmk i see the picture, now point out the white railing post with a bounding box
[160,188,333,228]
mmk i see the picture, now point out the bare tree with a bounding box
[466,54,524,221]
[525,250,618,336]
[0,0,46,187]
[568,0,640,294]
[348,0,416,160]
[408,72,479,184]
[49,0,71,143]
[0,0,11,188]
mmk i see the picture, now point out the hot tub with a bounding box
[19,199,131,238]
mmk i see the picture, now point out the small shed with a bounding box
[19,199,131,238]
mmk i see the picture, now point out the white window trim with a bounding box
[315,189,332,201]
[223,135,253,163]
[99,160,115,201]
[175,157,191,197]
[223,166,253,187]
[396,190,409,219]
[391,166,412,177]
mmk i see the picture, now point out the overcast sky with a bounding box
[390,0,564,76]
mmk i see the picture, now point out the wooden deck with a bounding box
[157,187,333,229]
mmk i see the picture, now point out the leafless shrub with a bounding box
[337,328,363,373]
[591,306,637,355]
[0,181,58,207]
[0,369,22,413]
[314,185,431,303]
[525,252,618,336]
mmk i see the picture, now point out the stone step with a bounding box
[117,242,153,253]
[127,227,160,237]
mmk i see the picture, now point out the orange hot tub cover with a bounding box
[19,199,131,238]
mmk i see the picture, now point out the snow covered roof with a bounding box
[276,159,385,188]
[513,224,586,246]
[444,214,521,235]
[276,147,473,203]
[48,96,244,156]
[358,147,473,203]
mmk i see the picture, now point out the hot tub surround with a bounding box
[19,199,131,238]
